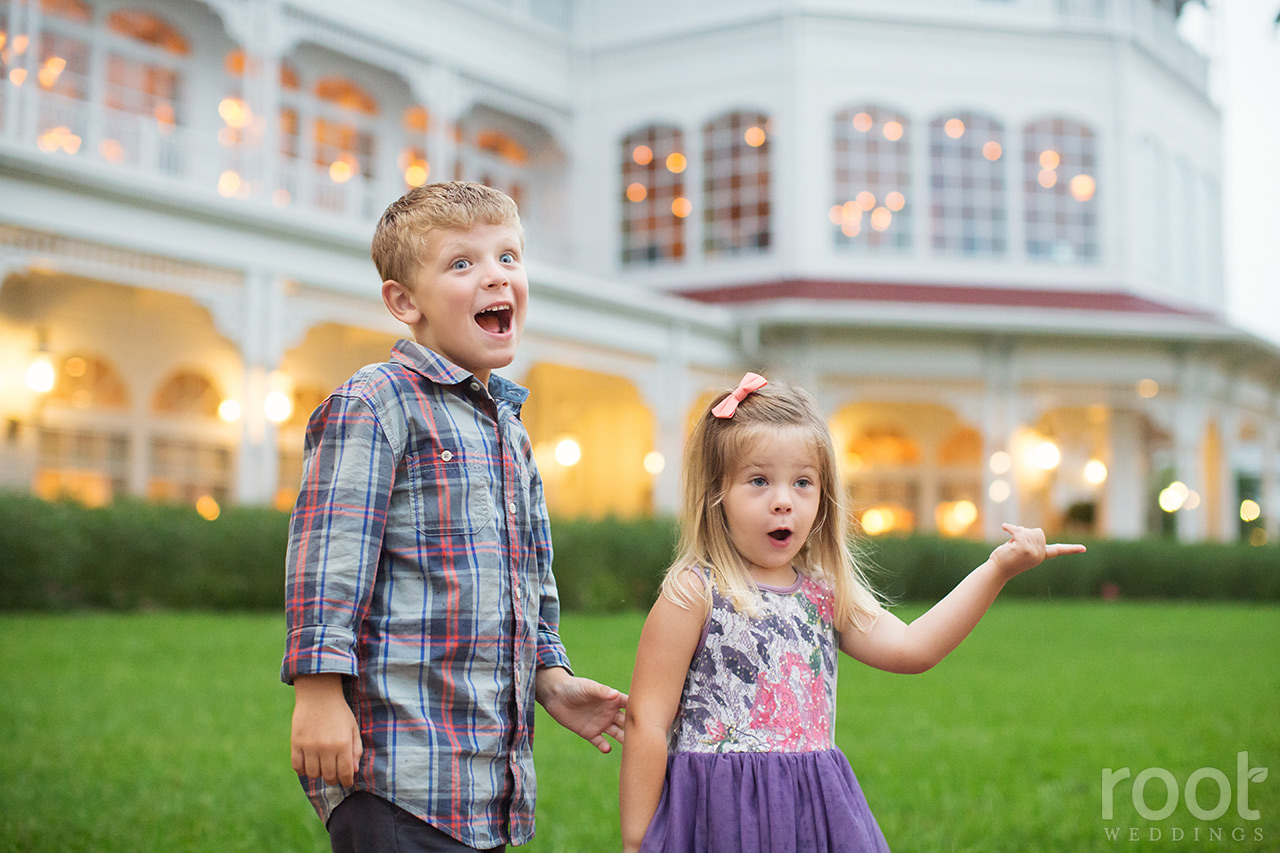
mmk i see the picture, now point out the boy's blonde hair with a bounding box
[660,380,882,632]
[371,181,524,285]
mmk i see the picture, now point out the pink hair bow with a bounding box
[712,372,768,419]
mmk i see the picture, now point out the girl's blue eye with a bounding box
[795,478,812,488]
[750,476,767,487]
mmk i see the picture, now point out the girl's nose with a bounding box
[771,490,792,512]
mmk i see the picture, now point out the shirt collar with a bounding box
[391,339,529,405]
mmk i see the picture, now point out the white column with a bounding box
[1105,409,1146,539]
[2,0,24,140]
[981,340,1019,540]
[1263,419,1279,541]
[1172,399,1206,542]
[1213,410,1240,542]
[643,324,695,516]
[233,267,285,504]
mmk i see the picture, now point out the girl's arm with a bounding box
[619,573,707,853]
[841,524,1084,673]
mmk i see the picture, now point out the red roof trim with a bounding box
[678,280,1212,316]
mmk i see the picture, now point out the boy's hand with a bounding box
[291,673,362,787]
[990,523,1086,580]
[535,667,627,753]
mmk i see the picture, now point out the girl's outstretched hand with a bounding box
[990,523,1086,580]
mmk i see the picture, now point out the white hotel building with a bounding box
[1,0,1277,543]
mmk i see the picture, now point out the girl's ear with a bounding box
[381,279,423,325]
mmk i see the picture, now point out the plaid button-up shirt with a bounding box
[281,340,571,848]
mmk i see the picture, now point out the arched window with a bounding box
[1023,118,1099,262]
[152,370,220,416]
[703,110,771,256]
[929,112,1006,256]
[104,10,187,126]
[400,106,431,189]
[458,124,530,209]
[49,354,129,410]
[30,0,92,153]
[313,76,378,184]
[620,124,688,265]
[832,106,912,252]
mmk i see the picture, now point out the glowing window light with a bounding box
[554,438,581,467]
[885,191,905,212]
[626,182,647,202]
[744,126,766,147]
[25,356,56,393]
[937,499,978,536]
[217,399,242,423]
[99,138,124,163]
[65,357,87,378]
[404,160,429,187]
[671,197,692,218]
[1136,379,1159,399]
[852,112,873,133]
[882,120,903,142]
[988,450,1012,475]
[1070,173,1096,202]
[196,495,221,521]
[1159,481,1189,513]
[989,479,1011,503]
[841,220,861,237]
[643,451,665,475]
[264,391,293,424]
[842,201,862,222]
[218,171,241,197]
[828,205,843,226]
[329,159,353,183]
[1184,490,1201,510]
[1240,500,1261,523]
[9,68,28,86]
[1038,169,1058,189]
[870,207,892,231]
[1249,528,1269,546]
[1039,150,1060,170]
[1084,459,1108,485]
[632,145,653,165]
[218,97,252,129]
[860,506,896,536]
[856,191,876,211]
[982,141,1002,161]
[944,118,965,139]
[665,152,687,173]
[1032,440,1061,471]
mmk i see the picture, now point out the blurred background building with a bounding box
[1,0,1276,543]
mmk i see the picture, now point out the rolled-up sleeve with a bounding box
[281,392,395,684]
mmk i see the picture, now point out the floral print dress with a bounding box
[639,570,891,853]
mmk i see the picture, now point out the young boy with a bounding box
[282,182,627,852]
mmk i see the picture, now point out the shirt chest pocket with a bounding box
[406,448,495,536]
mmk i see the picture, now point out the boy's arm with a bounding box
[281,391,396,782]
[619,573,706,853]
[841,524,1084,673]
[535,666,626,753]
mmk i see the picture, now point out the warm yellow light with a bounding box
[870,207,892,232]
[841,220,861,237]
[944,118,965,139]
[633,145,653,166]
[885,191,905,212]
[671,197,692,218]
[937,499,979,536]
[272,189,291,207]
[626,182,647,202]
[99,138,124,163]
[1240,499,1261,523]
[329,159,353,183]
[1084,459,1108,485]
[554,438,581,467]
[1033,440,1061,471]
[1249,528,1269,546]
[982,141,1002,161]
[744,126,766,147]
[643,451,665,475]
[1038,169,1058,189]
[841,201,862,223]
[1070,173,1096,202]
[828,205,843,226]
[852,112,873,133]
[45,56,66,74]
[1137,378,1159,399]
[989,450,1012,475]
[882,120,903,142]
[12,34,28,54]
[1159,481,1189,513]
[65,356,86,378]
[218,171,241,197]
[25,355,56,393]
[218,97,252,129]
[264,391,293,424]
[8,68,27,86]
[856,191,876,211]
[195,495,221,521]
[989,479,1011,503]
[217,399,242,423]
[1184,490,1201,510]
[1039,150,1060,170]
[860,506,896,536]
[404,160,429,187]
[665,152,687,173]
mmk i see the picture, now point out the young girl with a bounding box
[619,374,1085,852]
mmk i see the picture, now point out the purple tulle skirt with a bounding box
[639,749,890,853]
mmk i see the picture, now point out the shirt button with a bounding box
[440,450,453,462]
[509,501,517,514]
[470,381,482,392]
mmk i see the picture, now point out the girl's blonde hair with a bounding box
[660,379,882,632]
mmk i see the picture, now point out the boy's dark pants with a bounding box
[328,792,506,853]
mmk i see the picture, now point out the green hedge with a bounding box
[0,492,1275,612]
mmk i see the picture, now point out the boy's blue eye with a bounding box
[451,259,470,270]
[500,252,516,263]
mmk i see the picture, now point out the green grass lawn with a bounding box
[1,603,1277,852]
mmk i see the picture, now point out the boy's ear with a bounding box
[381,279,423,326]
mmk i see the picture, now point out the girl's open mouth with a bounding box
[768,529,792,545]
[475,305,513,335]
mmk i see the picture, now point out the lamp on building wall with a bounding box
[553,437,581,467]
[264,370,294,425]
[643,451,664,475]
[24,331,56,395]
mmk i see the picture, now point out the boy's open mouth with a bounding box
[475,304,513,335]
